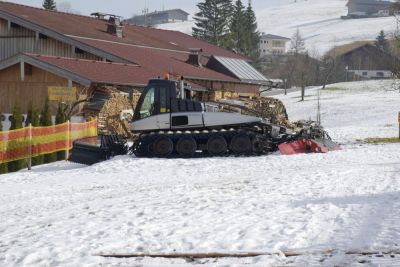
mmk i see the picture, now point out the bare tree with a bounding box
[290,28,307,55]
[321,56,335,89]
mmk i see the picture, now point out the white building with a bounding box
[259,34,291,56]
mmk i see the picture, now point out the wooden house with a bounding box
[336,44,395,80]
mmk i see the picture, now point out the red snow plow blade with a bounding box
[278,139,341,155]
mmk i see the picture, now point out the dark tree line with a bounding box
[192,0,260,61]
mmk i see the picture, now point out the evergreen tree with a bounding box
[25,102,34,127]
[0,110,7,174]
[0,111,2,131]
[192,0,233,47]
[229,0,246,53]
[7,101,26,172]
[31,106,43,166]
[243,0,260,61]
[375,30,389,52]
[32,108,40,127]
[40,98,57,163]
[55,102,66,161]
[42,0,56,10]
[10,101,23,130]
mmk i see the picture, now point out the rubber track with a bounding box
[132,129,273,158]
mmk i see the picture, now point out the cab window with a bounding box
[139,87,155,119]
[159,87,169,113]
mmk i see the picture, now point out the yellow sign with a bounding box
[48,86,77,101]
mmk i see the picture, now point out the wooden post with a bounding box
[20,61,25,81]
[28,123,32,170]
[65,120,70,161]
[35,31,40,53]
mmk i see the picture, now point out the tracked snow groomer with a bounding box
[70,79,340,164]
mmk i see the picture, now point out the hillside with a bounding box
[156,0,397,54]
[1,80,400,266]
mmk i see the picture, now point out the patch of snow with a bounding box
[276,79,400,143]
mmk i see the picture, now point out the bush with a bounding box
[7,101,26,172]
[55,102,67,161]
[0,110,7,174]
[41,98,57,164]
[27,103,44,166]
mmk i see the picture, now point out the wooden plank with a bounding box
[96,249,400,259]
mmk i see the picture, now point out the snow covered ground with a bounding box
[1,80,400,266]
[157,0,397,54]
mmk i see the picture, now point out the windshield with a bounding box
[139,87,155,119]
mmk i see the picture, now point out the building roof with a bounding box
[0,1,242,60]
[261,34,291,41]
[326,41,374,57]
[0,53,154,86]
[71,37,239,83]
[210,56,270,84]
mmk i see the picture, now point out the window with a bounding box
[362,72,368,76]
[172,116,188,126]
[376,72,384,77]
[272,40,284,47]
[264,40,267,44]
[159,86,169,113]
[139,87,155,119]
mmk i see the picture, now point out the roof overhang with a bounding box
[0,9,132,64]
[0,53,92,86]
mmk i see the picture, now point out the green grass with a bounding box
[364,137,400,144]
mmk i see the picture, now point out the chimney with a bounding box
[107,16,124,38]
[187,48,203,67]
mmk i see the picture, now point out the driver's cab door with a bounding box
[133,83,172,131]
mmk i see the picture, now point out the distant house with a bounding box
[339,44,395,80]
[259,34,290,56]
[127,9,189,26]
[345,0,393,18]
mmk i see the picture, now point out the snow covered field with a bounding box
[1,80,400,266]
[157,0,397,54]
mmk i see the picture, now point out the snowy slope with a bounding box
[276,79,400,142]
[156,0,397,54]
[1,80,400,266]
